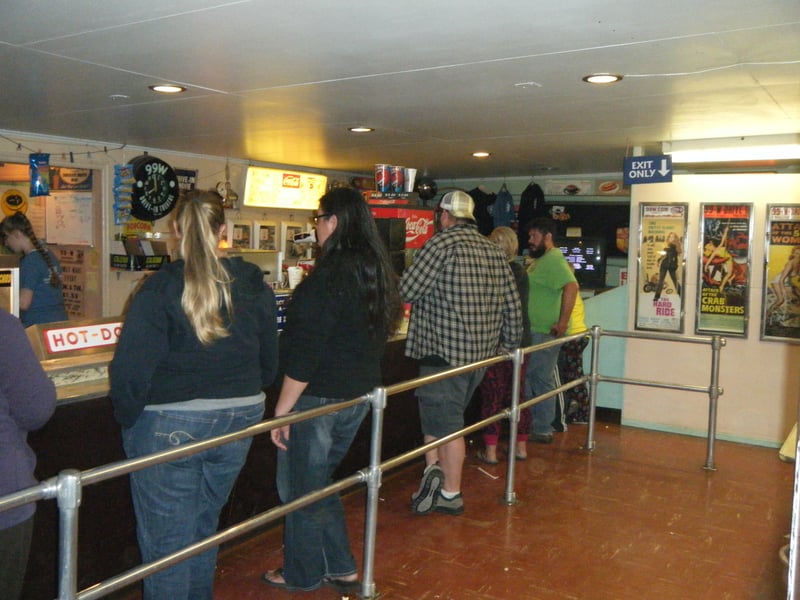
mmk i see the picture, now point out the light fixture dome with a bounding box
[148,84,186,94]
[582,73,622,84]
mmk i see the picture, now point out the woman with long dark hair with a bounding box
[262,186,402,593]
[110,190,278,600]
[1,212,67,326]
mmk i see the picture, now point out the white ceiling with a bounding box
[1,0,798,179]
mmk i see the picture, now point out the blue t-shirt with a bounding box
[19,249,68,327]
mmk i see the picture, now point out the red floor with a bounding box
[119,423,794,599]
[203,423,794,600]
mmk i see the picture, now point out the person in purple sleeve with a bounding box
[0,309,56,600]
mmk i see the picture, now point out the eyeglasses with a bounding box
[312,213,333,223]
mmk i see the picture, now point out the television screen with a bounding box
[555,237,606,289]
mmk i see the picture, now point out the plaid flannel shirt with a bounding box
[400,223,522,366]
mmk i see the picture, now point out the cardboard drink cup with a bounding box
[404,168,417,193]
[287,266,303,289]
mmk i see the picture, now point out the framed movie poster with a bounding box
[696,204,753,336]
[226,219,252,249]
[761,205,800,342]
[253,220,278,251]
[635,203,687,332]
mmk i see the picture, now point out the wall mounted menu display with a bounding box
[243,166,327,210]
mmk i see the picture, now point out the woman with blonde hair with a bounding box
[475,226,532,464]
[110,190,278,600]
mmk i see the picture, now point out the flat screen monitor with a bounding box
[555,237,606,289]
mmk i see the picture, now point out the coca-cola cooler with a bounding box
[370,205,436,274]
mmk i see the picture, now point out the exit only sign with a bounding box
[623,155,673,185]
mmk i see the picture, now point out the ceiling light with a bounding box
[348,126,374,133]
[663,134,800,163]
[148,84,186,94]
[472,151,490,158]
[582,73,622,84]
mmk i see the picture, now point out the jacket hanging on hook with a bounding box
[492,184,514,228]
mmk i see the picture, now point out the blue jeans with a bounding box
[276,395,369,591]
[122,402,265,600]
[526,332,560,435]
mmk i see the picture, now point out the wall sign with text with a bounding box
[695,204,753,337]
[635,203,687,333]
[762,205,800,343]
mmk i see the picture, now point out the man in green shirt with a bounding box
[525,217,579,443]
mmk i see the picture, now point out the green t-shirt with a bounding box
[527,248,577,334]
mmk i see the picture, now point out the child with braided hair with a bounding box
[1,212,67,326]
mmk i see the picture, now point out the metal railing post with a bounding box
[360,387,387,599]
[503,348,523,505]
[703,335,725,471]
[586,326,601,451]
[56,469,82,600]
[0,327,729,600]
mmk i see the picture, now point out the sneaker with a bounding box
[530,432,554,444]
[434,492,464,515]
[411,464,444,515]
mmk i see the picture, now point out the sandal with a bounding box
[323,576,361,592]
[476,449,499,465]
[261,568,289,590]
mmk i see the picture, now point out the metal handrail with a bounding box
[0,326,725,600]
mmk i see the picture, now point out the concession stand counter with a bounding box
[22,317,422,599]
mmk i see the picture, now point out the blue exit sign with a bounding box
[623,155,672,185]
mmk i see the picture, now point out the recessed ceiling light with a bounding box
[348,126,374,133]
[148,84,186,94]
[472,151,490,158]
[582,73,623,84]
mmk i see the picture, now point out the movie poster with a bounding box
[762,205,800,342]
[635,203,687,332]
[696,204,752,336]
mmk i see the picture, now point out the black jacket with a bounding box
[110,257,279,428]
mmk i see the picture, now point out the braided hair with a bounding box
[1,212,62,287]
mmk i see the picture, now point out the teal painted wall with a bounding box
[583,285,628,410]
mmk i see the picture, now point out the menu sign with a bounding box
[243,166,327,210]
[44,322,122,354]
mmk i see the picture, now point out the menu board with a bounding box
[243,166,327,210]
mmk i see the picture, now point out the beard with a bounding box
[529,241,547,258]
